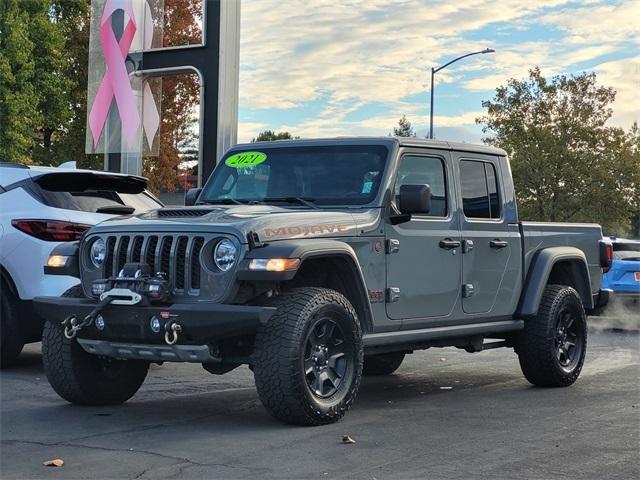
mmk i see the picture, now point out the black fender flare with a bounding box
[238,239,374,332]
[43,242,80,277]
[517,246,593,317]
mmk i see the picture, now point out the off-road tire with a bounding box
[42,321,149,405]
[0,289,24,368]
[363,352,405,376]
[516,285,587,387]
[253,287,363,426]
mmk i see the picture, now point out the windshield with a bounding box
[200,145,389,206]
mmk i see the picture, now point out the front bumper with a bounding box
[33,296,276,349]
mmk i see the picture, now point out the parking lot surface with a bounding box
[1,327,638,480]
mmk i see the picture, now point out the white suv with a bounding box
[0,163,163,366]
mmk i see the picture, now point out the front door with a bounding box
[455,155,512,315]
[386,151,462,320]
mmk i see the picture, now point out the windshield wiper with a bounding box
[263,197,319,209]
[198,198,244,206]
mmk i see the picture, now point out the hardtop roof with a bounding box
[233,136,507,157]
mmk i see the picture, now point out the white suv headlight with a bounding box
[214,239,236,271]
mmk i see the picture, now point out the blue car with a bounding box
[602,238,640,302]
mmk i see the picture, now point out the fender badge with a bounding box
[368,290,385,303]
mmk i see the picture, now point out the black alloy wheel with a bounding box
[554,308,584,372]
[303,318,353,399]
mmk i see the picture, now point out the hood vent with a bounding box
[157,208,211,218]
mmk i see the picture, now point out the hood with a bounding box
[88,204,383,243]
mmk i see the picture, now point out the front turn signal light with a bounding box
[46,255,69,268]
[248,258,301,272]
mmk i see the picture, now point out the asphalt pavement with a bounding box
[1,326,638,480]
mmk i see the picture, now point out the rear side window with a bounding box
[395,155,447,217]
[460,160,501,219]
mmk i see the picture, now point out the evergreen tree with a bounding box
[392,115,416,137]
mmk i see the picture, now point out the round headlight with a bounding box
[214,238,236,272]
[89,238,106,268]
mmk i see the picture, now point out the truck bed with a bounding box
[520,221,603,294]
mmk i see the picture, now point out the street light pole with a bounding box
[428,48,495,139]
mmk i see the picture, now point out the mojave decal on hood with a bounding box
[88,204,382,243]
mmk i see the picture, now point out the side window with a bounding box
[460,160,501,219]
[485,163,500,219]
[395,156,447,217]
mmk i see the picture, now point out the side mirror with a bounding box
[185,188,202,206]
[399,184,431,214]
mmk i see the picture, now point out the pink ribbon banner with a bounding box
[88,0,140,149]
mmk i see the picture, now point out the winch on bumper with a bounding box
[33,296,276,363]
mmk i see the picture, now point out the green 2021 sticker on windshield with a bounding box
[225,151,267,168]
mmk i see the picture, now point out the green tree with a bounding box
[51,0,101,169]
[622,123,640,238]
[392,115,416,137]
[0,0,91,166]
[252,130,298,142]
[477,68,640,234]
[30,0,75,165]
[0,0,40,163]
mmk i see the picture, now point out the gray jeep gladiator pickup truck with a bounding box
[35,137,611,426]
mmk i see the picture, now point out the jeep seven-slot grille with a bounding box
[103,234,205,294]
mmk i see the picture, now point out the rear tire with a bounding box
[516,285,587,387]
[1,289,24,368]
[253,287,363,426]
[42,321,149,405]
[363,352,405,376]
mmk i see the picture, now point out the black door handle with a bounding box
[439,238,461,250]
[490,239,509,249]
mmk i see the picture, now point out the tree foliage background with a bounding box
[252,130,297,142]
[0,0,90,165]
[142,0,201,194]
[477,68,639,236]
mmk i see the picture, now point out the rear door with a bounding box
[385,149,462,322]
[454,154,516,315]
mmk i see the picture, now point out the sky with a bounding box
[236,0,639,144]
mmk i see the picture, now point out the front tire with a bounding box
[363,352,405,376]
[516,285,587,387]
[1,289,24,368]
[42,321,149,405]
[253,288,363,426]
